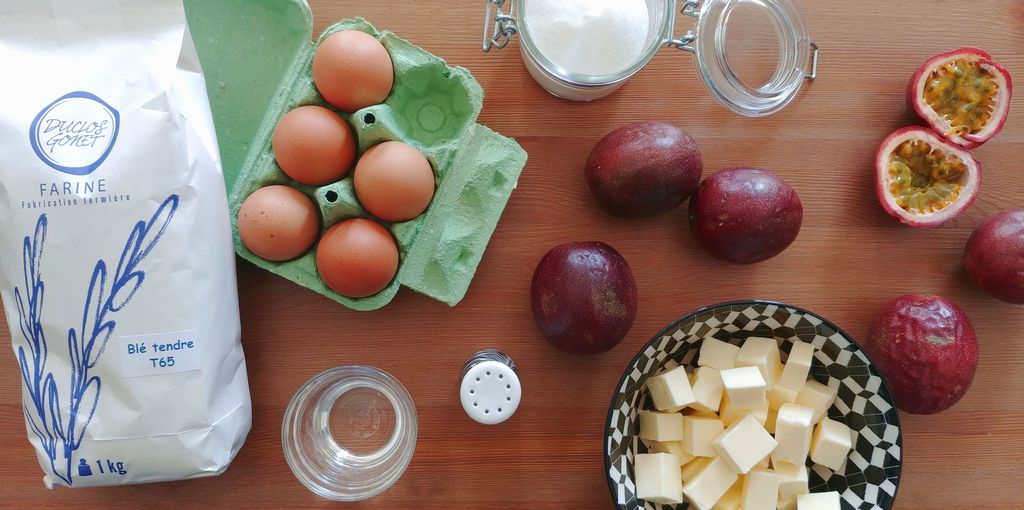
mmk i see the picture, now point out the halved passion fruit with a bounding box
[876,127,981,228]
[909,47,1012,148]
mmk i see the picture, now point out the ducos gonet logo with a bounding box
[30,91,120,176]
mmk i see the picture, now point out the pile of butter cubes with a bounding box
[634,337,852,510]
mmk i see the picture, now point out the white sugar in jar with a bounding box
[484,0,820,116]
[527,0,650,77]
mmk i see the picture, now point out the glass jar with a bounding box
[483,0,818,116]
[282,366,417,501]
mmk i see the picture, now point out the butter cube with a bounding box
[699,337,740,371]
[720,391,769,427]
[648,365,696,411]
[797,491,841,510]
[712,414,778,474]
[640,410,684,442]
[796,380,838,423]
[768,383,800,410]
[683,416,725,457]
[736,337,782,386]
[690,367,724,414]
[765,406,779,434]
[772,404,815,466]
[681,456,714,482]
[635,453,683,505]
[647,440,696,466]
[720,366,767,410]
[779,341,815,390]
[742,470,779,510]
[810,418,852,471]
[683,457,739,510]
[779,497,798,510]
[712,478,744,510]
[775,461,809,500]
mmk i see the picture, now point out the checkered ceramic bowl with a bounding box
[604,301,902,510]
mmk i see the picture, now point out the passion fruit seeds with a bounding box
[888,139,964,215]
[878,48,1012,227]
[876,127,981,228]
[923,59,999,136]
[910,47,1012,148]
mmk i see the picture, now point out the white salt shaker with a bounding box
[483,0,818,115]
[460,349,522,425]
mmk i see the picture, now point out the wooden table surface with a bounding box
[3,1,1024,508]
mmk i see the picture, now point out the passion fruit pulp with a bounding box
[910,47,1012,148]
[876,127,981,227]
[889,139,964,214]
[924,59,998,135]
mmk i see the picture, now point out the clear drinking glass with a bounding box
[282,366,417,501]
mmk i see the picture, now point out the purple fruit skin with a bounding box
[964,209,1024,304]
[688,168,803,264]
[866,294,979,414]
[585,122,703,218]
[530,242,638,354]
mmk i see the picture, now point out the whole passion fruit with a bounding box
[865,294,979,415]
[876,126,981,228]
[585,122,703,218]
[964,210,1024,304]
[530,242,638,354]
[909,47,1012,148]
[688,168,803,264]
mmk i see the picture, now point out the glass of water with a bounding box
[282,365,417,501]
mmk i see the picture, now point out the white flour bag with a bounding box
[0,0,252,487]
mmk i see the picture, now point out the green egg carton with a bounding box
[184,0,527,310]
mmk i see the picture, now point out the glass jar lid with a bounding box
[688,0,818,116]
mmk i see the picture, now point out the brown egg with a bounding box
[272,105,356,185]
[316,218,399,298]
[312,30,394,112]
[237,185,320,261]
[353,141,435,222]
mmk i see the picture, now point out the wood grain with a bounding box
[2,1,1024,508]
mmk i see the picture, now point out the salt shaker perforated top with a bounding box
[460,350,522,425]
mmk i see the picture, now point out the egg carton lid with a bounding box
[185,0,313,192]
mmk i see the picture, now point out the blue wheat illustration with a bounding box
[14,194,178,485]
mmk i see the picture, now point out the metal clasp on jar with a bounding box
[666,0,701,52]
[667,0,818,82]
[483,0,518,52]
